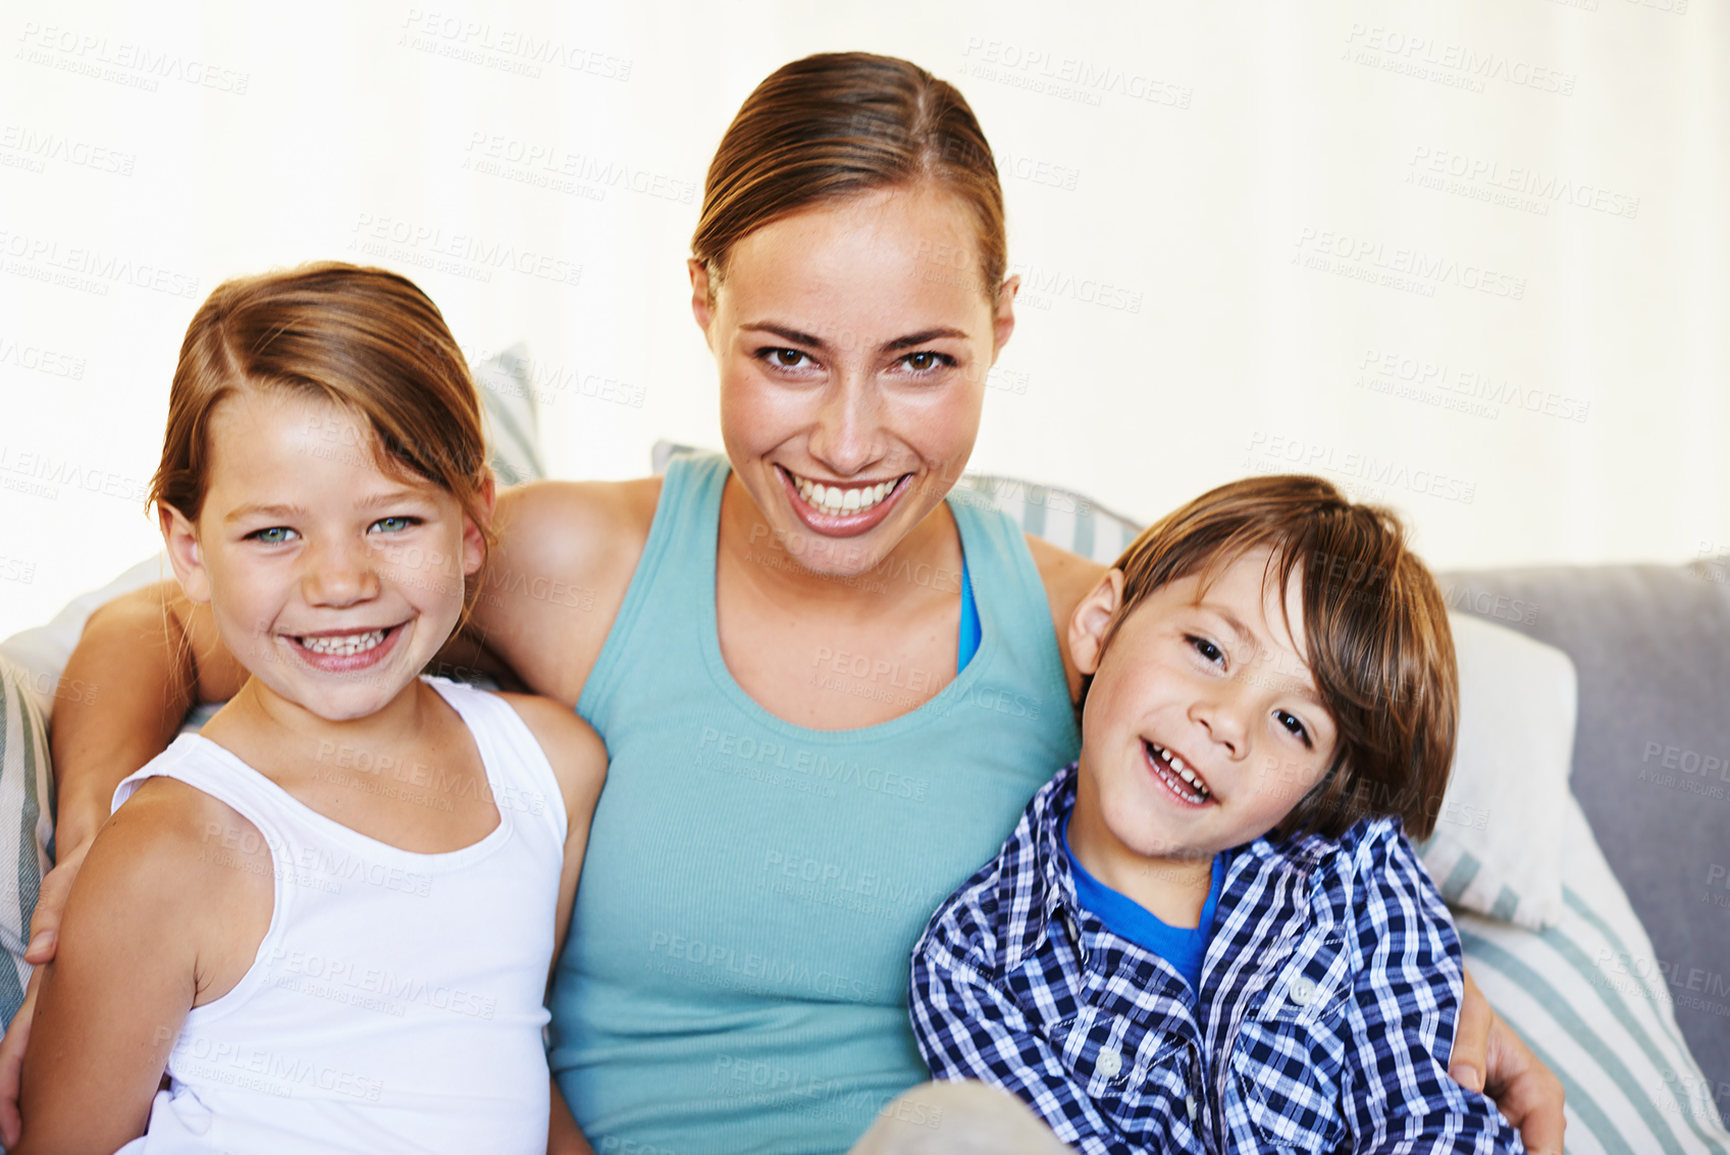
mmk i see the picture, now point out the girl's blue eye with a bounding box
[370,516,418,533]
[247,526,297,544]
[1188,635,1225,665]
[1277,710,1312,748]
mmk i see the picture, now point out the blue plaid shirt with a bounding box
[909,763,1523,1154]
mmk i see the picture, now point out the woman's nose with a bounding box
[807,374,883,477]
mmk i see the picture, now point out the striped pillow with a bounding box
[1457,792,1730,1153]
[0,658,53,1030]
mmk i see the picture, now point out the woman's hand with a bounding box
[1452,969,1566,1155]
[0,833,94,1147]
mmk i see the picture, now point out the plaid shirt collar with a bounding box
[999,761,1340,980]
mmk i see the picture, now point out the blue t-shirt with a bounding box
[1062,815,1227,993]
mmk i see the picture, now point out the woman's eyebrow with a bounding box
[742,322,970,353]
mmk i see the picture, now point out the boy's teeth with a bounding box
[794,474,893,517]
[1153,744,1211,799]
[299,628,387,657]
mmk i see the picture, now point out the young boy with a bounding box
[909,475,1523,1154]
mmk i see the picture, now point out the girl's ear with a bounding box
[460,471,496,579]
[159,504,212,604]
[1069,568,1126,677]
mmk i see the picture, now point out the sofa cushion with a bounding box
[1439,559,1730,1099]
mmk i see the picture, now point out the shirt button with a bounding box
[1064,913,1081,944]
[1096,1047,1123,1079]
[1289,977,1317,1006]
[1186,1093,1198,1120]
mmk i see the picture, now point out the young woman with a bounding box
[5,52,1563,1155]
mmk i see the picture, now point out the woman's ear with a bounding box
[688,258,716,346]
[158,505,211,604]
[989,273,1019,359]
[1068,568,1125,677]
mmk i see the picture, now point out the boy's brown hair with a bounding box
[1086,474,1457,840]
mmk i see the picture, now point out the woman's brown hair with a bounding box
[693,51,1006,300]
[149,261,492,582]
[1086,475,1458,841]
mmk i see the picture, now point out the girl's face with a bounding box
[693,184,1016,578]
[1069,549,1341,867]
[162,390,487,722]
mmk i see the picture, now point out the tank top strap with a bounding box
[114,735,294,838]
[424,677,568,845]
[578,451,728,725]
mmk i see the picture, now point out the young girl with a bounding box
[14,263,606,1153]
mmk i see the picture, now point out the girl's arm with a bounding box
[498,693,608,1155]
[13,780,229,1153]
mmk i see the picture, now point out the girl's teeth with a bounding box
[794,474,894,516]
[300,629,387,657]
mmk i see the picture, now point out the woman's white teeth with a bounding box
[795,475,893,516]
[299,629,387,657]
[1153,744,1211,799]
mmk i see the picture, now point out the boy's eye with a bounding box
[246,526,298,544]
[1187,635,1225,666]
[1276,710,1313,748]
[369,516,419,534]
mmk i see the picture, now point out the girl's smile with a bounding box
[162,389,485,724]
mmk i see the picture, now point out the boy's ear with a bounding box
[159,505,211,604]
[1068,568,1126,677]
[461,471,497,579]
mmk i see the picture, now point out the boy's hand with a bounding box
[1452,969,1565,1155]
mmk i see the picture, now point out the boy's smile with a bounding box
[1066,547,1339,921]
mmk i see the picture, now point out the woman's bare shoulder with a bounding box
[475,478,664,706]
[1024,535,1107,701]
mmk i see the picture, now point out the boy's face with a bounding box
[1069,548,1339,868]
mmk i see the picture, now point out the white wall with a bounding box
[2,0,1724,641]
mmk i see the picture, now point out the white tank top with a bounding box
[112,677,568,1155]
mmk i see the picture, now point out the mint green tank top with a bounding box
[549,454,1079,1153]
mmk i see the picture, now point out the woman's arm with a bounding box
[13,783,219,1153]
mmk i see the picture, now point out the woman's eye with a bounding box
[1187,635,1225,666]
[1276,710,1312,748]
[901,351,953,373]
[761,347,814,371]
[370,516,419,534]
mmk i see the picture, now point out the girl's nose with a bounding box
[300,542,381,607]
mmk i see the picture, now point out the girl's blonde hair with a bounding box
[149,261,492,594]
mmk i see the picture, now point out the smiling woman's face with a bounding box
[693,183,1014,580]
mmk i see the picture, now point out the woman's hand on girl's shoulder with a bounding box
[476,479,661,708]
[493,693,607,969]
[15,778,269,1154]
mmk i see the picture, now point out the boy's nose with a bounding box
[1190,692,1250,758]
